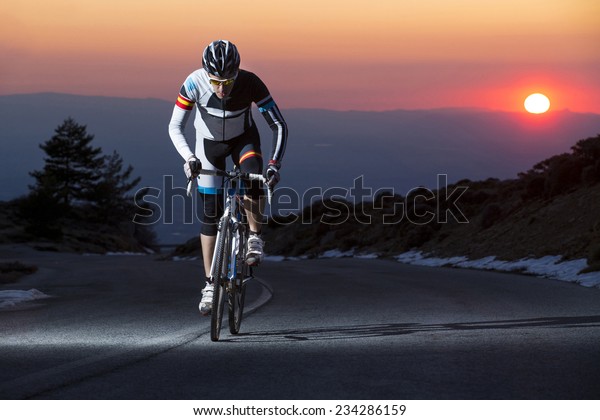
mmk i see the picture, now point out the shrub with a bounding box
[522,176,545,200]
[405,225,436,248]
[543,154,584,197]
[588,243,600,265]
[581,163,600,186]
[480,203,502,229]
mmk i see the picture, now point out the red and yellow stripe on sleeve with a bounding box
[176,94,194,111]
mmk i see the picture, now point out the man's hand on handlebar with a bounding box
[265,159,280,188]
[184,155,202,179]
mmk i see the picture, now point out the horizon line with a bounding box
[1,91,593,116]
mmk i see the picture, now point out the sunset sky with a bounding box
[1,0,599,112]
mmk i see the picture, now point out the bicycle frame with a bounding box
[210,173,244,284]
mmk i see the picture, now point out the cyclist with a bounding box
[168,40,288,315]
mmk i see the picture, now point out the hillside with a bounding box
[261,183,600,263]
[417,182,600,263]
[261,134,600,271]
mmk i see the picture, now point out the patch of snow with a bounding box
[395,251,600,288]
[264,255,286,262]
[396,250,469,267]
[172,256,199,261]
[319,249,355,259]
[0,289,51,309]
[286,256,309,261]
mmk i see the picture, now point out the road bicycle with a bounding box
[187,168,271,341]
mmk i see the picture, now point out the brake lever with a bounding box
[186,177,194,197]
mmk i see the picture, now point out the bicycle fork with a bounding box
[209,206,231,283]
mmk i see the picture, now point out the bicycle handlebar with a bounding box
[186,169,273,204]
[198,169,265,180]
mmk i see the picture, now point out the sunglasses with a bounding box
[208,77,235,87]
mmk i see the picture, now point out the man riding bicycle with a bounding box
[168,40,288,315]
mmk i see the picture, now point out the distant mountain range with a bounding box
[2,93,599,243]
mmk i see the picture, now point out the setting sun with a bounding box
[524,93,551,114]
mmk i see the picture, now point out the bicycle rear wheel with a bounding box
[229,225,249,334]
[210,220,231,342]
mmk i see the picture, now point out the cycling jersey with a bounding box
[168,69,288,165]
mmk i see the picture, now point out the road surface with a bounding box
[1,245,599,399]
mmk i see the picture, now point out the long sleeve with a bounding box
[168,93,195,161]
[257,97,288,164]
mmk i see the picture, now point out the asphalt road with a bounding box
[1,246,599,399]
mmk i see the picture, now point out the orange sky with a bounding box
[1,0,599,112]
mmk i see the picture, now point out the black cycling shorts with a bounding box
[196,125,264,236]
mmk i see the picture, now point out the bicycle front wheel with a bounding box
[229,226,249,334]
[211,220,231,342]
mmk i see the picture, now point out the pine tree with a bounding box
[30,118,104,209]
[21,117,156,248]
[92,150,141,222]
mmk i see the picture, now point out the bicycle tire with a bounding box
[229,224,249,334]
[210,219,230,342]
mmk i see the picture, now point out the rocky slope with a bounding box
[262,134,600,272]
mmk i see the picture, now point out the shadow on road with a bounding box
[223,315,600,343]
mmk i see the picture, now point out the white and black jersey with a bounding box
[168,69,288,165]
